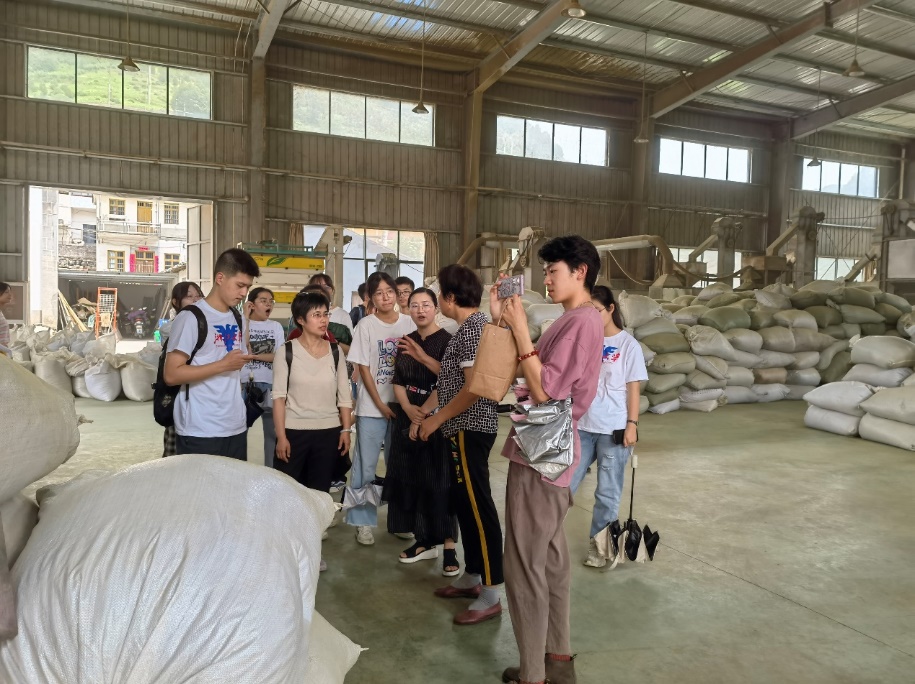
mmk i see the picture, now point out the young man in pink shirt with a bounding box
[495,235,605,684]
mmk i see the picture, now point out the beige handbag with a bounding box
[467,316,519,402]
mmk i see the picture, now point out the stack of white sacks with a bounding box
[5,326,159,403]
[0,356,364,682]
[803,336,915,450]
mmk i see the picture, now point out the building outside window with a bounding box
[109,199,125,216]
[495,115,608,166]
[163,203,179,224]
[135,249,155,273]
[659,137,750,183]
[107,250,125,271]
[163,253,181,270]
[801,159,878,198]
[82,224,97,245]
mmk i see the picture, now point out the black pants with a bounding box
[448,430,503,586]
[275,427,342,493]
[176,432,247,460]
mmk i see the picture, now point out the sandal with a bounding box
[442,548,461,577]
[398,542,439,564]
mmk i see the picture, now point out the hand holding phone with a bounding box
[497,275,524,300]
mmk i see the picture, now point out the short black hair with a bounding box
[213,248,260,279]
[437,264,483,308]
[591,285,625,329]
[395,276,415,290]
[357,283,367,299]
[0,282,10,295]
[309,273,334,290]
[291,290,329,330]
[408,286,438,307]
[170,281,202,311]
[247,287,274,303]
[367,271,397,298]
[538,235,600,292]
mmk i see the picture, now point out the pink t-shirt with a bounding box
[502,305,604,488]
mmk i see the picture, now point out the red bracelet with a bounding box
[517,350,539,362]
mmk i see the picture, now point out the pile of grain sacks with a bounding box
[6,326,157,403]
[803,336,915,450]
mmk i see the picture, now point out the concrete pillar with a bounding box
[630,119,654,235]
[902,141,915,199]
[249,57,266,243]
[768,132,792,249]
[461,88,483,264]
[40,188,60,328]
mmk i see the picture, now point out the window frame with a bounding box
[292,85,435,147]
[495,114,609,167]
[163,253,181,270]
[26,45,212,120]
[658,136,752,184]
[107,249,125,271]
[800,157,879,198]
[109,198,126,217]
[163,203,180,225]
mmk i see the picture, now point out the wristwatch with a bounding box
[627,420,639,427]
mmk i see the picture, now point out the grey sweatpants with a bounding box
[504,461,573,683]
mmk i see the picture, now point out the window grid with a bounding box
[801,158,878,198]
[107,250,125,271]
[109,199,125,216]
[163,203,179,224]
[164,253,181,270]
[495,115,608,166]
[658,137,751,184]
[26,46,211,120]
[292,86,434,147]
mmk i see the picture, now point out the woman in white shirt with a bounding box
[273,290,354,569]
[570,285,647,569]
[344,271,416,546]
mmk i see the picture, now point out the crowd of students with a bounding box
[156,236,646,684]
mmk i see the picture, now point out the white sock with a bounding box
[468,585,500,611]
[451,572,481,590]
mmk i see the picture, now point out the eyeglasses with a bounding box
[397,289,413,296]
[409,303,435,311]
[593,304,606,313]
[255,298,275,305]
[374,290,395,300]
[308,311,330,319]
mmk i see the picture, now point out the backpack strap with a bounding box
[181,305,210,400]
[331,342,340,376]
[285,340,294,387]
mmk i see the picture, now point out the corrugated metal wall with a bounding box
[0,183,27,281]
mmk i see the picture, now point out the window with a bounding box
[669,247,742,288]
[303,226,425,307]
[82,224,97,245]
[659,138,750,182]
[495,115,608,166]
[164,253,181,270]
[816,257,860,281]
[292,86,434,147]
[27,46,211,120]
[135,250,155,274]
[136,201,153,223]
[107,250,125,271]
[109,199,125,216]
[163,203,179,224]
[801,158,878,198]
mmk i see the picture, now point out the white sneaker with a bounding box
[394,532,415,540]
[584,537,607,568]
[356,526,375,546]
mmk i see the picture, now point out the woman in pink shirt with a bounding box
[495,236,604,684]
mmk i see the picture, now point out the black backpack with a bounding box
[152,304,243,428]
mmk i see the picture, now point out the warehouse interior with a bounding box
[2,0,915,682]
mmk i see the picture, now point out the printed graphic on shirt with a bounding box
[248,329,277,370]
[376,337,399,384]
[602,344,621,363]
[214,324,240,352]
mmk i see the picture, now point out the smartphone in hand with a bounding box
[497,275,524,299]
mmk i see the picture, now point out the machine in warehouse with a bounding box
[238,240,328,323]
[844,200,915,298]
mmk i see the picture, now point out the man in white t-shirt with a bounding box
[243,287,286,467]
[164,248,260,460]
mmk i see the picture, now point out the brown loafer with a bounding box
[501,666,521,683]
[433,584,482,599]
[453,601,502,625]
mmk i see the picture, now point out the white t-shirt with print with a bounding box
[578,330,647,434]
[243,318,285,385]
[347,313,416,417]
[169,299,247,438]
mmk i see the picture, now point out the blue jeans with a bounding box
[244,382,276,468]
[570,429,631,538]
[345,415,392,528]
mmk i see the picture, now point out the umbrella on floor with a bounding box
[594,451,660,567]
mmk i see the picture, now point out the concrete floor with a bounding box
[27,399,915,683]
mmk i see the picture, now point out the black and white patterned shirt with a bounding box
[437,311,498,437]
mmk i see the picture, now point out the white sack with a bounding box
[817,340,849,371]
[645,372,687,394]
[753,367,788,385]
[0,495,39,568]
[880,292,912,313]
[71,375,93,399]
[829,286,876,309]
[849,336,915,370]
[786,368,821,386]
[0,356,81,503]
[685,325,738,360]
[755,290,791,310]
[804,381,875,417]
[723,386,758,404]
[82,333,118,362]
[792,329,837,353]
[723,328,763,354]
[763,283,795,297]
[671,305,709,326]
[137,342,163,366]
[751,383,790,402]
[633,317,681,340]
[651,352,696,375]
[804,405,861,437]
[859,387,915,426]
[725,366,755,387]
[68,331,95,357]
[693,355,729,381]
[895,312,914,338]
[728,349,762,369]
[618,292,665,329]
[639,395,650,415]
[805,305,843,328]
[707,293,741,309]
[120,358,157,402]
[842,323,862,339]
[8,344,30,363]
[785,385,815,401]
[679,387,725,403]
[0,456,335,682]
[303,612,364,684]
[32,351,73,395]
[639,342,656,367]
[64,355,91,377]
[756,349,796,369]
[858,414,915,451]
[843,364,913,388]
[685,370,726,390]
[648,399,680,415]
[680,399,720,412]
[85,359,123,402]
[696,283,732,301]
[789,351,820,370]
[758,327,795,353]
[773,309,818,331]
[698,307,751,332]
[839,304,884,325]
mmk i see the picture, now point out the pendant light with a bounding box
[412,0,429,114]
[562,0,587,19]
[807,67,822,168]
[633,32,650,144]
[844,0,865,78]
[118,0,140,72]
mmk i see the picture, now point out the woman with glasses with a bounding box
[272,290,353,571]
[243,287,286,467]
[308,273,353,353]
[345,272,416,546]
[382,288,459,574]
[569,285,646,568]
